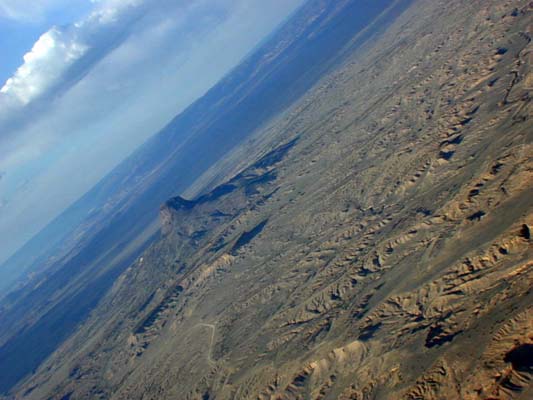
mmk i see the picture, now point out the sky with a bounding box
[0,0,304,265]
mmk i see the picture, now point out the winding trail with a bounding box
[195,323,216,364]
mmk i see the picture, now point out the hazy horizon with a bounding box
[0,0,304,267]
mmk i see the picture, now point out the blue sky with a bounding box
[0,0,304,264]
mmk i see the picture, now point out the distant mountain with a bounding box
[0,0,412,394]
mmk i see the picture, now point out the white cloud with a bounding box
[0,27,88,104]
[0,0,142,24]
[0,0,146,108]
[87,0,142,24]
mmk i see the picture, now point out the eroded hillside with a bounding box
[8,0,532,399]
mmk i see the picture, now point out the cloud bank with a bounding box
[1,27,88,104]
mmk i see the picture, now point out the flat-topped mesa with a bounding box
[159,169,270,237]
[165,196,196,210]
[160,196,196,235]
[159,184,241,237]
[159,139,298,237]
[159,176,268,238]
